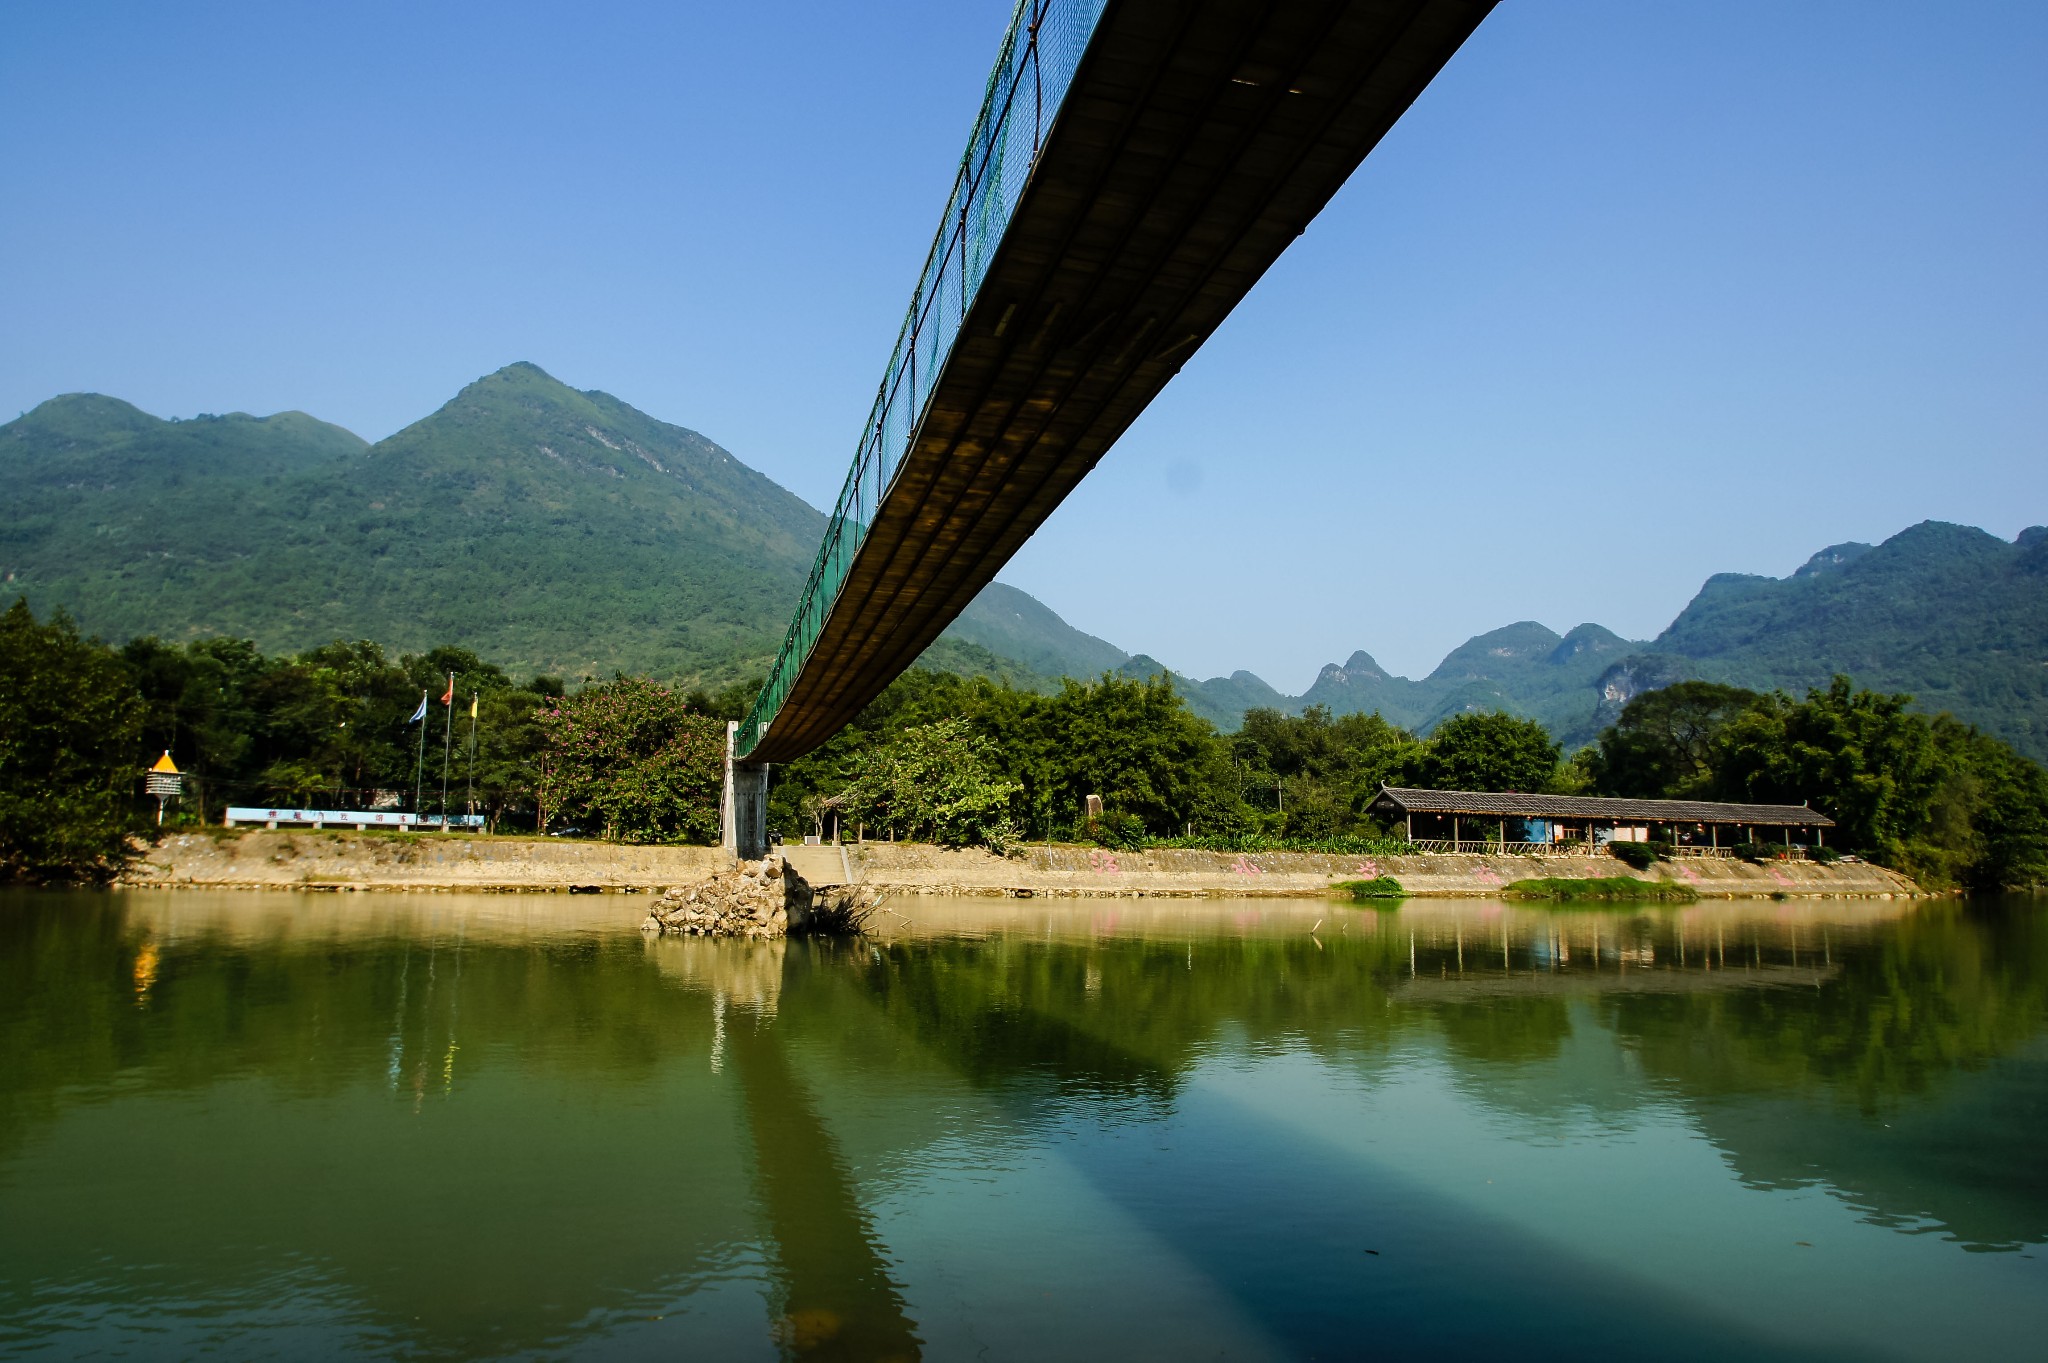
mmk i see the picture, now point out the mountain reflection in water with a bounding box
[1,889,2043,1361]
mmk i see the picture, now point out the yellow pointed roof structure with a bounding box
[149,751,180,774]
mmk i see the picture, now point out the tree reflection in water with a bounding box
[832,897,2048,1250]
[0,889,2043,1359]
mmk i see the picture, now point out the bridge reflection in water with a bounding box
[647,936,922,1361]
[3,891,2046,1359]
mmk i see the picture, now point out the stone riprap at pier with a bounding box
[642,855,879,938]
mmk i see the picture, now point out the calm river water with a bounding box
[2,890,2044,1361]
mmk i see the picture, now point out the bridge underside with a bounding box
[748,0,1494,764]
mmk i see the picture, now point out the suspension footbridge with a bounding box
[724,0,1496,852]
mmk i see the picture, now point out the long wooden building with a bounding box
[1367,785,1835,855]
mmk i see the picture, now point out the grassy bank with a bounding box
[1502,877,1698,904]
[1334,877,1406,902]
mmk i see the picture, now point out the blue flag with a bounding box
[407,692,428,724]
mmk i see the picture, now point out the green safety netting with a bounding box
[737,0,1107,758]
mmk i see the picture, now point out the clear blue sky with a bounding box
[4,1,2043,688]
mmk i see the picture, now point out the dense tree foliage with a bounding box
[769,673,1246,844]
[533,678,725,842]
[0,601,146,882]
[0,603,739,872]
[117,632,563,829]
[1232,707,1417,839]
[836,718,1022,851]
[1401,712,1562,794]
[771,678,1577,849]
[1591,676,2048,890]
[7,589,2044,890]
[1584,681,1761,799]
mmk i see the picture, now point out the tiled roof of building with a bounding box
[1370,786,1833,827]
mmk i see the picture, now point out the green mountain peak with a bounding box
[5,367,2040,760]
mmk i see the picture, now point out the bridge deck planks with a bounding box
[748,0,1495,763]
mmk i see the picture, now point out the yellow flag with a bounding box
[469,693,479,719]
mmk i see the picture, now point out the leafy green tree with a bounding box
[0,600,146,882]
[1958,728,2048,890]
[122,634,264,820]
[1711,679,1943,858]
[685,676,764,724]
[1032,674,1228,835]
[763,667,972,835]
[462,686,550,829]
[1711,681,2048,889]
[248,641,413,807]
[772,669,1253,843]
[1232,705,1418,838]
[534,677,724,842]
[1582,674,2048,889]
[1588,681,1760,798]
[1404,711,1560,792]
[837,718,1021,851]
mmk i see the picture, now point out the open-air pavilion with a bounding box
[1368,786,1835,856]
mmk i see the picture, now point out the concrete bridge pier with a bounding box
[722,720,770,860]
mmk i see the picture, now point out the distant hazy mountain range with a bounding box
[1143,525,2047,759]
[5,363,2041,759]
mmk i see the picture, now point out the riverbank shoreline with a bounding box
[120,830,1922,899]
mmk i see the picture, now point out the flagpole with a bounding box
[412,689,428,817]
[440,671,454,826]
[466,691,479,817]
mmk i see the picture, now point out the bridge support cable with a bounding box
[739,0,1497,764]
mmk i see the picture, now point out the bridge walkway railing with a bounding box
[737,0,1107,758]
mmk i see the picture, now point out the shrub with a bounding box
[1608,841,1661,870]
[1089,811,1148,851]
[1123,831,1413,856]
[1503,877,1697,903]
[1335,876,1405,901]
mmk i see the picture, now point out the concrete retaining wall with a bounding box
[122,831,1919,899]
[817,842,1920,900]
[124,830,730,891]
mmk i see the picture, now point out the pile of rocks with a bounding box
[641,855,877,938]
